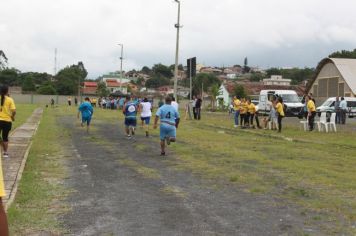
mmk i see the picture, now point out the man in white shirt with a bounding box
[140,97,152,137]
[339,97,347,125]
[171,97,179,112]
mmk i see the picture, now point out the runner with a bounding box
[140,97,152,137]
[0,155,8,236]
[0,85,16,158]
[154,96,180,156]
[77,97,94,133]
[123,96,138,139]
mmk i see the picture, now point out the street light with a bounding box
[173,0,181,100]
[118,43,124,91]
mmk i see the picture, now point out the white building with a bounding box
[263,75,291,86]
[216,84,232,107]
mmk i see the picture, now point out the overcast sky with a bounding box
[1,0,356,78]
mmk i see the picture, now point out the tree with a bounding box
[152,64,173,78]
[191,73,221,96]
[250,73,264,82]
[0,68,20,86]
[55,62,88,95]
[96,82,109,97]
[145,76,170,88]
[243,57,250,73]
[136,77,145,86]
[141,66,151,74]
[22,76,36,92]
[209,84,220,110]
[37,83,57,95]
[329,49,356,58]
[233,84,247,98]
[0,50,8,70]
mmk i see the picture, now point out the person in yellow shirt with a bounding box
[247,99,256,128]
[306,95,316,131]
[0,86,13,236]
[275,96,284,133]
[232,96,241,128]
[239,98,248,127]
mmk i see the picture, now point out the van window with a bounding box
[279,94,300,103]
[347,101,356,107]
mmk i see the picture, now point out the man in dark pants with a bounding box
[195,95,202,120]
[335,97,340,124]
[306,95,316,131]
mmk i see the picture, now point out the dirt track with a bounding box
[60,116,324,236]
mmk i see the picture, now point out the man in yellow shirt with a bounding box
[275,97,284,132]
[306,95,316,131]
[232,96,241,128]
[240,98,248,127]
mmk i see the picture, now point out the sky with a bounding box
[1,0,356,78]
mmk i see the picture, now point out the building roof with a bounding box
[307,58,356,94]
[83,82,98,87]
[106,81,121,87]
[82,87,97,95]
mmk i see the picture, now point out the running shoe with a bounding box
[3,153,9,158]
[160,152,165,156]
[126,135,132,139]
[165,136,171,145]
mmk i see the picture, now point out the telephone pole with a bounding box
[173,0,182,100]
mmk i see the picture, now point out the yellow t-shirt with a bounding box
[0,157,5,197]
[233,99,241,111]
[248,103,256,114]
[0,96,16,122]
[307,100,316,112]
[276,102,285,117]
[240,102,248,114]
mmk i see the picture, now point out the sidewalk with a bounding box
[2,108,43,209]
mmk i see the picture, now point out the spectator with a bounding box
[239,98,248,127]
[275,97,285,132]
[335,97,341,124]
[158,97,164,108]
[247,98,257,128]
[50,98,55,108]
[171,97,179,112]
[195,95,202,120]
[306,95,316,131]
[192,96,197,119]
[232,96,241,127]
[340,97,347,124]
[74,97,78,106]
[67,96,72,106]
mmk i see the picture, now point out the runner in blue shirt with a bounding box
[154,96,180,156]
[123,95,139,139]
[77,97,94,133]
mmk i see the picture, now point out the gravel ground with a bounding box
[60,116,326,236]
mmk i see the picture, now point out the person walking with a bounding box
[275,97,285,133]
[0,155,8,236]
[140,97,152,137]
[306,95,316,131]
[153,96,180,156]
[0,86,16,158]
[339,97,347,124]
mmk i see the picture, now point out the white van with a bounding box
[257,90,304,117]
[316,97,356,118]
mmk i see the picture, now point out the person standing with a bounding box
[154,96,180,156]
[123,96,138,139]
[232,96,241,128]
[306,95,316,131]
[275,97,285,133]
[239,98,248,127]
[195,95,202,120]
[191,96,197,120]
[74,97,78,106]
[67,96,72,106]
[50,98,55,108]
[0,86,16,158]
[334,97,340,124]
[77,97,94,133]
[247,99,257,128]
[140,97,152,137]
[171,97,179,112]
[339,97,347,125]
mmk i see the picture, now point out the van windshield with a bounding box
[279,94,300,103]
[321,100,334,107]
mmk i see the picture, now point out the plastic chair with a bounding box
[299,120,308,131]
[328,113,337,132]
[316,112,328,132]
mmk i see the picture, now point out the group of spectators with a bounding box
[334,96,348,124]
[231,95,285,132]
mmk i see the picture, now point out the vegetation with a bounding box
[329,48,356,58]
[266,67,315,85]
[0,50,8,70]
[233,84,247,98]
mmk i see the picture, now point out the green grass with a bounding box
[8,107,69,235]
[12,104,38,130]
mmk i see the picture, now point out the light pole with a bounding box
[118,43,124,92]
[173,0,181,100]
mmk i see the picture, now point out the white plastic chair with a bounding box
[300,119,308,131]
[316,112,328,132]
[328,113,337,132]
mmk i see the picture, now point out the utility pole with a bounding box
[118,44,124,92]
[173,0,181,100]
[54,48,57,76]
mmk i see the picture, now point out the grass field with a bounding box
[12,104,38,130]
[7,105,356,235]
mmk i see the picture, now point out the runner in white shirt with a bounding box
[171,97,179,112]
[140,97,152,137]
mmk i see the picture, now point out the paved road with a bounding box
[61,116,323,236]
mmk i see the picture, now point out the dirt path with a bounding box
[60,116,323,236]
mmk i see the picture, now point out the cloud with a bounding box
[1,0,356,78]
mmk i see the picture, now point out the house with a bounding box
[263,75,291,86]
[105,79,128,94]
[216,84,233,107]
[82,82,98,95]
[177,86,190,97]
[200,67,223,74]
[307,58,356,104]
[157,86,174,95]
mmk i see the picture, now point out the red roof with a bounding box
[106,81,120,87]
[84,82,98,87]
[82,87,97,95]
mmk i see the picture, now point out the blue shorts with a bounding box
[141,117,151,125]
[160,123,176,141]
[125,118,137,127]
[82,116,92,125]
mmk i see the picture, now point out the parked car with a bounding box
[257,90,304,117]
[316,97,356,118]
